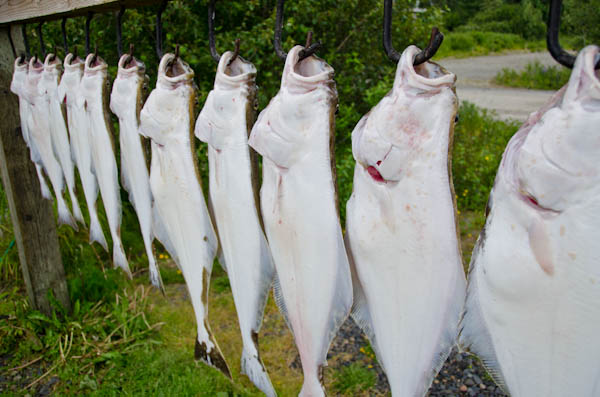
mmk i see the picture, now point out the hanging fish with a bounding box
[57,53,108,250]
[39,53,84,225]
[459,45,600,397]
[80,53,130,276]
[22,57,76,227]
[10,57,52,200]
[110,53,163,291]
[248,45,352,397]
[139,52,230,377]
[195,51,276,396]
[345,45,465,396]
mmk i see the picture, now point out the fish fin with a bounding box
[112,241,132,279]
[241,347,277,397]
[89,215,109,251]
[195,336,231,379]
[152,205,178,264]
[458,243,509,394]
[349,271,378,354]
[272,272,293,335]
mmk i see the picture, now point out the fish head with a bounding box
[21,57,44,103]
[110,54,146,118]
[81,53,109,107]
[249,45,336,168]
[352,45,457,183]
[10,57,28,96]
[504,45,600,213]
[196,51,257,150]
[58,54,84,104]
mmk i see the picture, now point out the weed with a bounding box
[494,61,571,90]
[332,363,376,394]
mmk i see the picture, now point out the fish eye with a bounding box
[335,105,339,115]
[454,115,459,124]
[253,99,259,111]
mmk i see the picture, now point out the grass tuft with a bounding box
[493,61,571,90]
[332,363,376,394]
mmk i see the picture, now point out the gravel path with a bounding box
[438,51,559,122]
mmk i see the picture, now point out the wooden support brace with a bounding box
[0,26,70,315]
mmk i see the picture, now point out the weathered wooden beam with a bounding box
[0,0,165,26]
[0,25,70,315]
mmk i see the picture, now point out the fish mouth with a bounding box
[158,53,194,85]
[519,190,560,214]
[43,53,61,68]
[118,53,145,74]
[218,51,256,80]
[28,57,44,73]
[282,45,334,92]
[84,53,107,72]
[395,45,456,92]
[63,53,83,70]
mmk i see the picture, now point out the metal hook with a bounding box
[85,12,94,55]
[36,22,46,60]
[156,0,168,59]
[22,24,30,59]
[61,18,68,55]
[208,0,220,62]
[274,0,321,62]
[228,38,241,66]
[124,44,134,66]
[7,27,17,59]
[546,0,580,69]
[117,7,125,57]
[383,0,443,65]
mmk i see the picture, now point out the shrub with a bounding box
[494,61,571,90]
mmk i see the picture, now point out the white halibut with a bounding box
[57,53,108,249]
[39,53,84,225]
[10,57,52,200]
[22,57,76,227]
[459,45,600,397]
[249,45,352,397]
[195,51,276,396]
[110,54,163,291]
[80,54,130,276]
[139,53,230,377]
[345,45,465,397]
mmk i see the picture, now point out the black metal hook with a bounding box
[208,0,220,62]
[156,0,168,59]
[22,24,30,59]
[85,12,94,55]
[274,0,321,62]
[61,18,68,55]
[547,0,575,68]
[383,0,443,65]
[36,23,46,60]
[208,0,242,65]
[117,7,125,57]
[124,43,134,66]
[7,27,17,59]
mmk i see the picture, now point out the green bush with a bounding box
[452,102,520,212]
[435,31,525,58]
[494,61,571,90]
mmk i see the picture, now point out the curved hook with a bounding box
[274,0,321,62]
[546,0,577,69]
[85,12,94,55]
[208,0,220,62]
[383,0,444,65]
[61,17,68,55]
[36,22,46,59]
[156,0,168,59]
[22,24,30,59]
[7,27,17,59]
[117,7,125,57]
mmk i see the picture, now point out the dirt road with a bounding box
[438,52,559,122]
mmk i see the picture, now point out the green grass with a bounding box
[332,363,376,395]
[493,61,571,90]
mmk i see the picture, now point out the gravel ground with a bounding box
[327,319,508,396]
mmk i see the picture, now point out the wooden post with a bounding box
[0,26,70,315]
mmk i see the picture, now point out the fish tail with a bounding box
[35,165,52,200]
[70,191,85,225]
[56,196,77,230]
[241,347,276,397]
[194,335,231,379]
[88,215,108,251]
[146,250,164,294]
[112,241,132,278]
[299,372,326,397]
